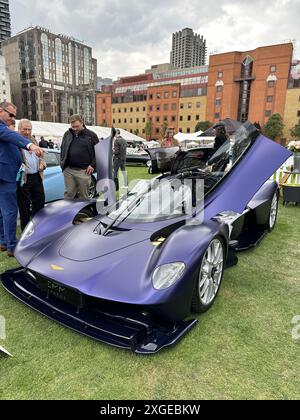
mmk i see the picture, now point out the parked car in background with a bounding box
[43,149,97,202]
[125,140,151,167]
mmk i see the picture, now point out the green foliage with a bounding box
[160,121,168,139]
[262,113,284,140]
[290,120,300,139]
[195,120,213,133]
[144,119,153,139]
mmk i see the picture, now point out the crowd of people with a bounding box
[0,99,228,258]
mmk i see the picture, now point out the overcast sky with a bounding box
[10,0,300,80]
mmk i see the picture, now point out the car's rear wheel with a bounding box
[268,191,279,231]
[73,208,94,225]
[88,176,97,199]
[191,237,225,313]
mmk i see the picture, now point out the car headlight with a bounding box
[152,262,185,290]
[21,221,35,240]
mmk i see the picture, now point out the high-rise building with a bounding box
[1,26,97,123]
[0,1,11,42]
[0,55,11,102]
[170,28,207,69]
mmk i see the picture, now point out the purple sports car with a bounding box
[1,123,291,354]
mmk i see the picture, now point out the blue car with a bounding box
[1,123,291,354]
[43,149,97,202]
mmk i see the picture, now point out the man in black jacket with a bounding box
[60,115,99,199]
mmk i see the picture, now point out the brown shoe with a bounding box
[0,245,7,252]
[6,251,14,258]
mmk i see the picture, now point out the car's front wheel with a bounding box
[191,237,225,313]
[267,191,279,231]
[88,176,97,199]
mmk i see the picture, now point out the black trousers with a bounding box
[17,173,45,231]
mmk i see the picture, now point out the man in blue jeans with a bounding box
[0,101,44,257]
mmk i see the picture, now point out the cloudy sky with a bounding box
[10,0,300,80]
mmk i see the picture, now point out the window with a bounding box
[180,103,184,109]
[217,86,223,92]
[179,116,183,121]
[113,119,116,124]
[187,128,191,133]
[215,99,222,106]
[124,118,127,123]
[218,71,223,78]
[124,108,127,113]
[156,105,160,111]
[130,107,133,112]
[188,103,192,109]
[187,115,191,121]
[164,116,168,122]
[171,116,176,122]
[171,103,177,111]
[164,104,169,111]
[267,96,273,103]
[172,91,177,98]
[265,110,271,117]
[164,92,169,99]
[270,65,276,73]
[196,115,200,121]
[196,102,201,108]
[136,107,139,112]
[143,106,146,112]
[156,116,160,123]
[179,128,182,132]
[156,128,160,134]
[142,118,146,123]
[297,110,300,117]
[130,118,133,123]
[268,81,275,88]
[215,112,220,119]
[156,93,161,99]
[102,98,106,104]
[149,105,153,112]
[149,94,153,100]
[136,118,139,123]
[118,119,121,123]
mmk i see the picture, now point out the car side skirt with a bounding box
[1,268,197,355]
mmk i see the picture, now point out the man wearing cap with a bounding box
[213,121,229,152]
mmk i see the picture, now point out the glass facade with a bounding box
[83,47,90,85]
[68,42,73,85]
[55,38,63,83]
[41,33,50,80]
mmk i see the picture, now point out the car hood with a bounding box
[58,222,150,261]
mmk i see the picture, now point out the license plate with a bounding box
[36,277,85,308]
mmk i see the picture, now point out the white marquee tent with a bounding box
[15,120,146,145]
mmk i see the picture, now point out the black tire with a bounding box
[88,176,97,199]
[191,236,225,314]
[267,191,279,232]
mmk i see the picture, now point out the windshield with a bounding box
[106,122,259,223]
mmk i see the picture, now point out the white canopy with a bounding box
[174,130,204,142]
[15,120,146,145]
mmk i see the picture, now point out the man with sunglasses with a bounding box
[0,101,44,257]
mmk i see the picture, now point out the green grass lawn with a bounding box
[0,166,299,400]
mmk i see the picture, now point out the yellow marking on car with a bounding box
[152,237,166,246]
[51,265,64,271]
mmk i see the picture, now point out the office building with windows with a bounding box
[1,26,97,123]
[0,0,11,42]
[0,55,10,102]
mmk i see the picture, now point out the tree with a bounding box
[144,119,153,140]
[195,120,213,133]
[262,113,284,141]
[290,120,300,140]
[160,121,168,139]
